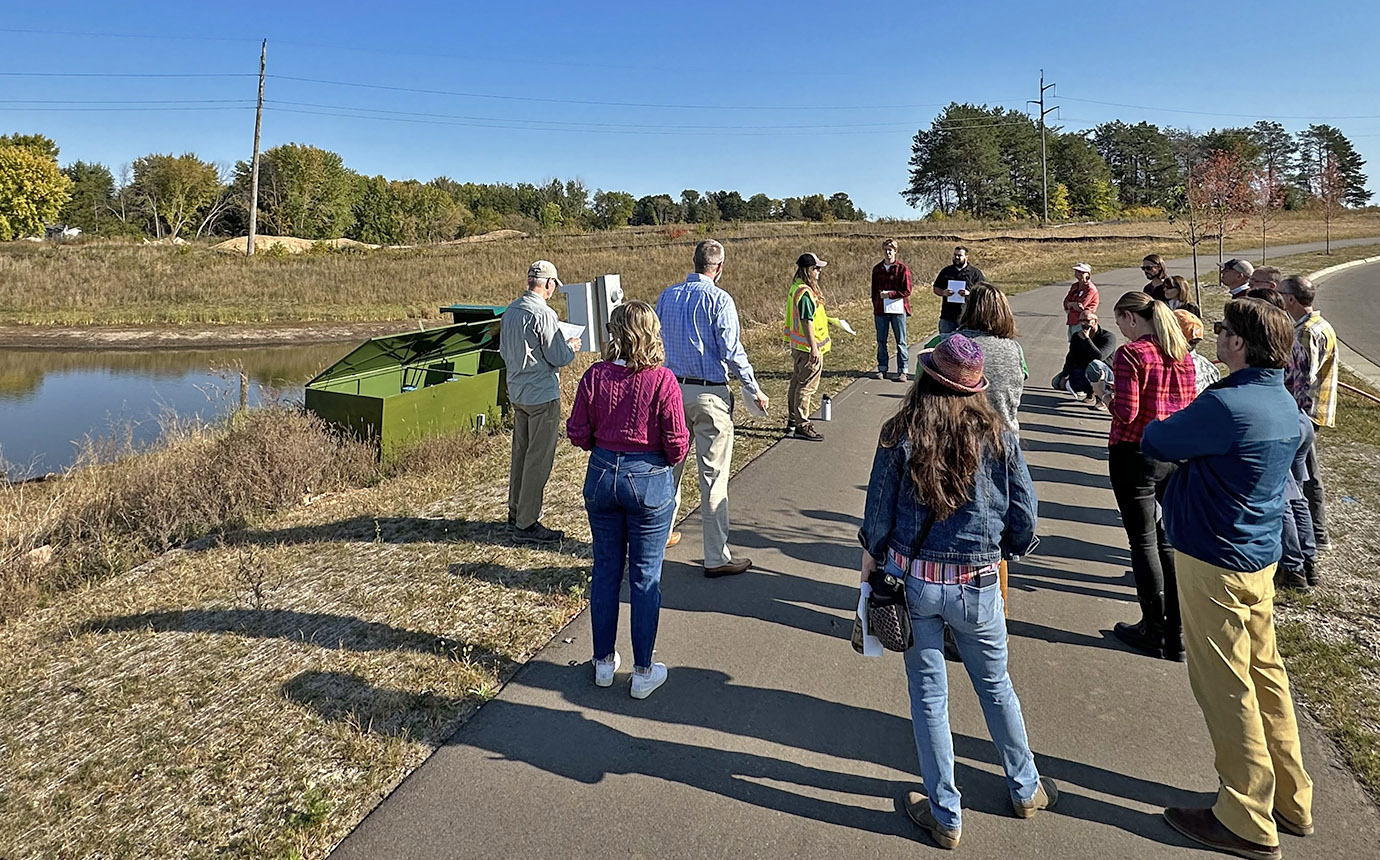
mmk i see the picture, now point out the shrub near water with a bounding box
[0,408,379,620]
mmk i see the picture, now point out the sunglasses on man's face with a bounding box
[1141,265,1157,271]
[1213,321,1234,336]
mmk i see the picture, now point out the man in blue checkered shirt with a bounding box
[656,239,770,578]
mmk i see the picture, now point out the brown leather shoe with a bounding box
[704,558,751,578]
[665,531,682,549]
[793,423,824,442]
[1163,807,1281,860]
[903,792,960,849]
[1273,808,1314,837]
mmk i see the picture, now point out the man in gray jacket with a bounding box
[499,260,580,543]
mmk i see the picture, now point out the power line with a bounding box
[1059,94,1380,122]
[269,74,1004,112]
[263,106,915,137]
[265,100,918,131]
[0,71,254,78]
[1,105,252,112]
[0,98,252,105]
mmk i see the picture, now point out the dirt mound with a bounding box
[212,236,380,254]
[442,229,528,245]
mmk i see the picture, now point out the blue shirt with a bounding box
[655,273,760,396]
[1141,367,1300,572]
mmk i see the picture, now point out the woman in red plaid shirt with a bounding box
[1106,291,1196,662]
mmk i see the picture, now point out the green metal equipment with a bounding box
[305,318,506,458]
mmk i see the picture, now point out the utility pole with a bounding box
[246,39,266,257]
[1027,70,1057,227]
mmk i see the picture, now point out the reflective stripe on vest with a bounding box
[785,279,831,354]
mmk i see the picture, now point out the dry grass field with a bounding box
[2,211,1378,329]
[4,222,1380,859]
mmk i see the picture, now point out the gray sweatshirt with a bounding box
[954,327,1027,435]
[498,291,576,405]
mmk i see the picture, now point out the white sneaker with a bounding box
[593,652,620,687]
[1063,380,1087,401]
[630,662,667,699]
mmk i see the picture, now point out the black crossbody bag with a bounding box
[866,512,934,652]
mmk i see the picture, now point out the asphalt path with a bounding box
[326,252,1380,859]
[1314,255,1380,365]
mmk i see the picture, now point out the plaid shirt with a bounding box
[655,273,760,396]
[1109,336,1197,446]
[1286,311,1338,428]
[889,549,999,584]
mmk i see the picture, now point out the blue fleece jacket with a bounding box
[1141,367,1300,572]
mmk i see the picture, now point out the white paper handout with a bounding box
[946,279,967,303]
[854,583,884,657]
[744,395,769,418]
[557,321,586,347]
[882,297,905,314]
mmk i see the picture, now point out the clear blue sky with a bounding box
[4,0,1378,219]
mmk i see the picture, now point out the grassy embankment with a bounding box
[2,223,1378,858]
[1187,245,1380,801]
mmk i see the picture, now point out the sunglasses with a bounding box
[1213,321,1234,336]
[1140,265,1157,271]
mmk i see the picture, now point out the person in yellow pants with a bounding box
[1142,298,1313,859]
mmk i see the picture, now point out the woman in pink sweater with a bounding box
[568,300,690,699]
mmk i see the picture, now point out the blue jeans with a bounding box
[938,317,959,335]
[898,559,1041,830]
[584,448,676,669]
[874,314,909,373]
[1280,495,1316,573]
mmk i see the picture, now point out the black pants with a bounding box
[1108,442,1180,645]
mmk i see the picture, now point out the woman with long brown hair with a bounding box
[1107,291,1196,661]
[860,334,1054,848]
[568,301,690,699]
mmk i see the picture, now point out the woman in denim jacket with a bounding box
[859,334,1055,849]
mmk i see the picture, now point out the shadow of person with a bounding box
[282,670,916,838]
[81,607,507,665]
[221,514,593,557]
[657,558,855,640]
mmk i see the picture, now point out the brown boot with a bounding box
[903,792,960,849]
[1163,807,1280,860]
[1012,777,1059,818]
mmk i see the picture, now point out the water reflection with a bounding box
[0,343,348,476]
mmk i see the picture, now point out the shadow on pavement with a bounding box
[1038,499,1123,530]
[281,666,1197,848]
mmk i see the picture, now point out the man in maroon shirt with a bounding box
[871,239,913,381]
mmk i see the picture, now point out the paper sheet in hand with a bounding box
[946,279,967,303]
[853,583,884,657]
[744,395,768,418]
[557,322,586,345]
[882,297,905,314]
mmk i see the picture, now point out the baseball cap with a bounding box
[1072,262,1092,273]
[797,252,828,269]
[1219,258,1255,276]
[527,260,561,286]
[1173,308,1204,343]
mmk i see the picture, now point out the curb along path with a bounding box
[327,252,1380,859]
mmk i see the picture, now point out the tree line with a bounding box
[0,133,865,243]
[903,103,1372,221]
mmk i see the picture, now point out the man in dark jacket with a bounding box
[1051,310,1116,401]
[1141,298,1312,860]
[932,245,984,335]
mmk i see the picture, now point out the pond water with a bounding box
[0,343,351,477]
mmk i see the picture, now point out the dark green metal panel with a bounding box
[305,322,508,458]
[439,304,507,324]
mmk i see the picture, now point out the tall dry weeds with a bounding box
[0,408,379,621]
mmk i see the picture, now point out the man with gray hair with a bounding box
[1249,265,1282,292]
[499,260,581,544]
[657,239,770,577]
[1220,258,1255,298]
[1279,274,1338,557]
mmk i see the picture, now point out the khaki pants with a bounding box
[670,383,736,568]
[1176,550,1313,846]
[509,399,561,529]
[787,349,823,425]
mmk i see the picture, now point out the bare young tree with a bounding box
[1318,155,1347,255]
[195,162,237,239]
[1247,167,1287,261]
[1193,149,1252,266]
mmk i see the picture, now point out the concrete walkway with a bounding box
[330,254,1380,859]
